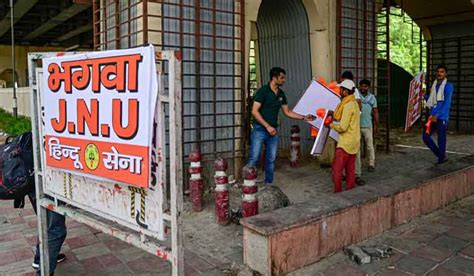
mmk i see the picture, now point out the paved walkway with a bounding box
[2,195,473,275]
[0,199,233,275]
[290,194,474,276]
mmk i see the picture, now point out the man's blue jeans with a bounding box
[247,124,278,184]
[423,119,447,163]
[29,194,67,274]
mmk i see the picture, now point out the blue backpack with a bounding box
[0,132,35,208]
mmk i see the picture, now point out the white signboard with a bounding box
[30,48,170,241]
[310,110,331,156]
[293,80,340,141]
[42,46,157,188]
[30,50,183,275]
[405,71,424,132]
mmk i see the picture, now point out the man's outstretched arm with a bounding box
[281,105,313,121]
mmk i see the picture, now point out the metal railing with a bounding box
[337,0,391,153]
[429,36,474,133]
[93,0,246,179]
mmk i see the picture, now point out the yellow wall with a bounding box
[0,45,63,87]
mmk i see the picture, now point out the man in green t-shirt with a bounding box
[248,67,313,184]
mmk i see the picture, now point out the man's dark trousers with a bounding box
[423,120,447,163]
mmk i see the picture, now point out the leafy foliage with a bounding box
[0,108,32,136]
[378,7,426,76]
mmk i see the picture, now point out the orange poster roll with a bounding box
[326,82,340,95]
[318,77,327,86]
[425,116,432,135]
[316,108,326,119]
[310,126,318,138]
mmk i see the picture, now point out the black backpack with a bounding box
[0,132,35,208]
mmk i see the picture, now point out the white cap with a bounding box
[337,79,356,91]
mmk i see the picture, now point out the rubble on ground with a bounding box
[257,185,291,213]
[345,245,393,265]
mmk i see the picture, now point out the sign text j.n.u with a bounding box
[42,46,158,188]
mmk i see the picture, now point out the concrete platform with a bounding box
[241,155,474,275]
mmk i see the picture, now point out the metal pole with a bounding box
[419,29,423,72]
[385,0,391,154]
[336,0,342,77]
[456,38,461,132]
[10,0,18,118]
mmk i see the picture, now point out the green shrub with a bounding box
[0,108,32,136]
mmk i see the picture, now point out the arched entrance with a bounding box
[256,0,312,151]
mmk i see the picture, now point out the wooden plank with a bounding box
[32,68,51,275]
[166,50,184,275]
[40,198,172,261]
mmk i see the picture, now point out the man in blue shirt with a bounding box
[423,64,454,164]
[356,79,379,175]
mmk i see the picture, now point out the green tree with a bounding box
[379,8,426,76]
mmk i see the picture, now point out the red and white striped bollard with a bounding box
[290,125,301,167]
[242,165,258,218]
[214,158,229,225]
[189,150,203,212]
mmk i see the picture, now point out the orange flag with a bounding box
[311,127,318,138]
[425,117,432,134]
[318,77,327,86]
[327,82,340,95]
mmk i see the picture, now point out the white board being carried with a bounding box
[310,110,331,156]
[293,80,340,141]
[29,47,184,275]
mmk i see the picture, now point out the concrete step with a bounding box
[240,156,474,275]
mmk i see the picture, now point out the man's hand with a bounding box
[324,115,333,127]
[266,126,277,136]
[303,114,315,121]
[430,116,438,123]
[421,88,426,96]
[374,125,379,134]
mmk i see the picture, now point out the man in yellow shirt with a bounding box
[328,79,361,193]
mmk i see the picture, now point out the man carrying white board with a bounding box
[326,79,361,193]
[339,72,366,186]
[319,71,364,173]
[248,67,313,184]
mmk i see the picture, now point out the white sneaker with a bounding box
[32,253,66,269]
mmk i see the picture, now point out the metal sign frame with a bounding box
[28,50,183,275]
